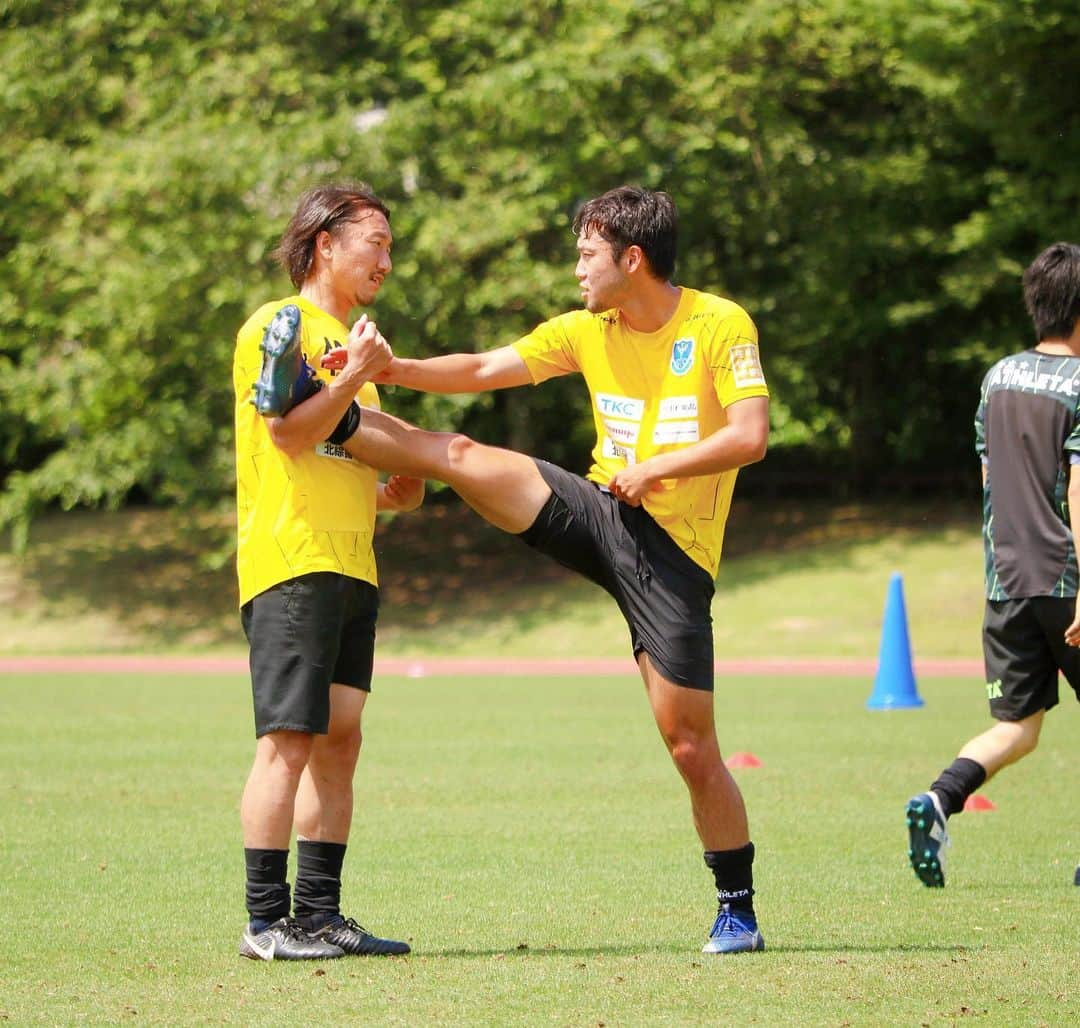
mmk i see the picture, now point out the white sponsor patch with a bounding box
[603,418,640,445]
[731,344,766,388]
[658,395,698,420]
[315,441,354,461]
[602,436,636,464]
[653,420,700,444]
[596,393,645,421]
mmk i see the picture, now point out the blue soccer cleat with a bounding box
[906,791,950,887]
[702,903,765,954]
[251,303,321,416]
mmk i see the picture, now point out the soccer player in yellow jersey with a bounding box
[233,183,423,961]
[318,185,770,953]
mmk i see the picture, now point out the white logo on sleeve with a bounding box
[731,344,765,388]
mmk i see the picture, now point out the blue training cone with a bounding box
[867,572,924,709]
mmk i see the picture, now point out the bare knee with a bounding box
[323,722,363,765]
[445,433,480,475]
[960,712,1043,775]
[309,724,363,782]
[997,717,1041,759]
[667,734,721,788]
[254,731,314,783]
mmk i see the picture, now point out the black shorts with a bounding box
[241,572,379,737]
[983,596,1080,721]
[518,459,716,690]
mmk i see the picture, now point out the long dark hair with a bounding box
[273,183,390,288]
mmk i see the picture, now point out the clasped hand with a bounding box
[320,314,392,385]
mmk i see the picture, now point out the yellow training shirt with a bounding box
[512,287,768,577]
[233,295,380,606]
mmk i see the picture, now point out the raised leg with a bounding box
[346,408,551,534]
[956,709,1044,779]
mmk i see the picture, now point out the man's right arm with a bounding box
[326,344,532,394]
[268,315,391,456]
[1064,461,1080,647]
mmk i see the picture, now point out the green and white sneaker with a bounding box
[906,791,949,887]
[251,303,320,416]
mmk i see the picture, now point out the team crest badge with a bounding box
[670,337,695,376]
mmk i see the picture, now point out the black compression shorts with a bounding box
[518,459,716,690]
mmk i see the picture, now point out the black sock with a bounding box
[293,840,347,925]
[704,842,755,914]
[930,757,987,818]
[244,848,291,927]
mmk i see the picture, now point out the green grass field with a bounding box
[0,498,988,659]
[2,669,1076,1025]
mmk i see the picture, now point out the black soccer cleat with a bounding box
[239,916,345,961]
[251,303,321,416]
[304,914,411,956]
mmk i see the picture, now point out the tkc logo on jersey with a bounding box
[670,337,695,376]
[596,393,645,421]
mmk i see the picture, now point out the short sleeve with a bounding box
[710,310,768,407]
[511,311,585,385]
[1064,407,1080,456]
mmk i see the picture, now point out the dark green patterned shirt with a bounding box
[976,349,1080,600]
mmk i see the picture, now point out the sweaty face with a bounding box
[328,210,393,308]
[575,230,628,314]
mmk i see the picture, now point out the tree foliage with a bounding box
[2,0,1079,542]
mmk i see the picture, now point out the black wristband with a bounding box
[327,401,362,445]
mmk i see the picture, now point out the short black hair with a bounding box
[1022,242,1080,341]
[572,186,677,280]
[274,183,390,289]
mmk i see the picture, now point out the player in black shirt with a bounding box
[907,242,1080,888]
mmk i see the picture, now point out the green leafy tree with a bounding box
[3,0,1080,547]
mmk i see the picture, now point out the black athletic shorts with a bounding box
[983,596,1080,721]
[518,459,716,690]
[240,572,379,737]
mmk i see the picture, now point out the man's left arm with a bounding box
[608,395,768,506]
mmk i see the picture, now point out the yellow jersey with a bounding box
[512,287,768,577]
[233,295,380,606]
